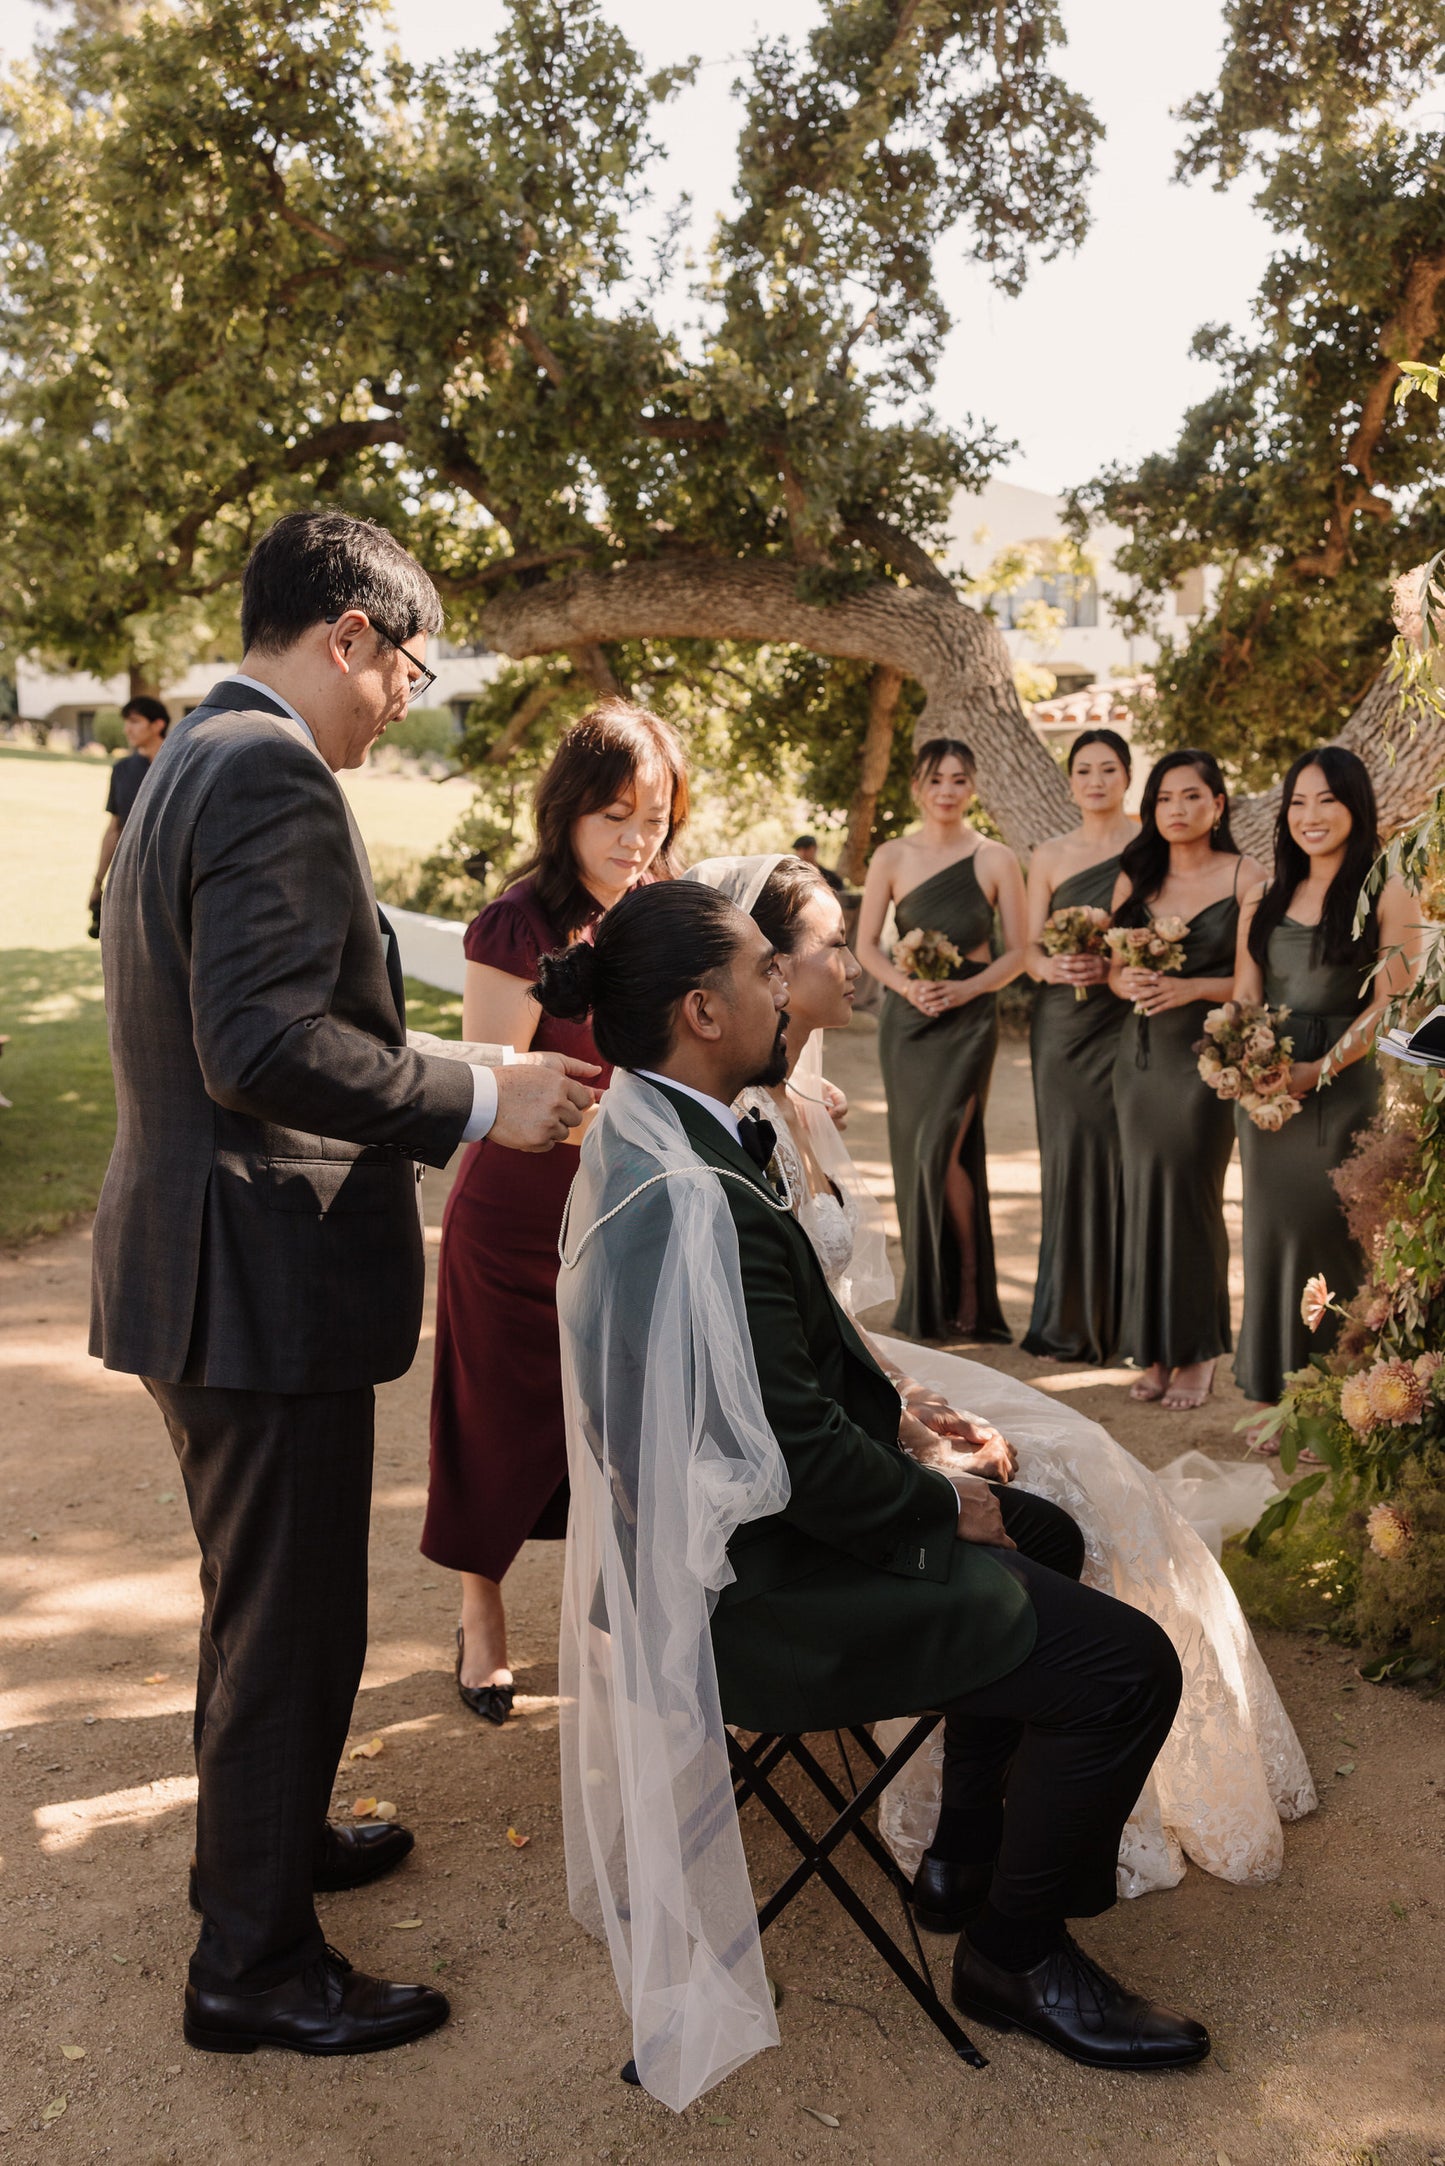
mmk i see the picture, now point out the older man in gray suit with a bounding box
[91,510,597,2058]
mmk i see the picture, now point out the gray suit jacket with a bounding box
[89,680,477,1394]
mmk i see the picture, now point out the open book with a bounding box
[1380,1005,1445,1069]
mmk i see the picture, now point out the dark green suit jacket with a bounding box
[653,1082,1036,1733]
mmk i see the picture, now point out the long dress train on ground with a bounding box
[1234,921,1380,1404]
[747,1094,1317,1896]
[1022,854,1126,1364]
[876,854,1009,1342]
[1113,885,1242,1370]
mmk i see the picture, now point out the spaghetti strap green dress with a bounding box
[877,854,1010,1343]
[1113,889,1240,1371]
[1234,922,1379,1403]
[1023,855,1126,1364]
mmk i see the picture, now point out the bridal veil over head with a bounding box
[556,1067,791,2109]
[683,853,894,1312]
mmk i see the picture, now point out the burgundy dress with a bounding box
[421,878,610,1579]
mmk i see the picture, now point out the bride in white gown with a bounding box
[685,853,1317,1897]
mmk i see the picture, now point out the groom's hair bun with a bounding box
[533,941,597,1023]
[534,882,745,1069]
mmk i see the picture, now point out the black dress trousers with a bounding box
[145,1378,375,1993]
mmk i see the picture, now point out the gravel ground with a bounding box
[2,1024,1442,2165]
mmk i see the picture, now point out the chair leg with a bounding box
[728,1727,987,2070]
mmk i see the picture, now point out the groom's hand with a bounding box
[490,1054,600,1152]
[945,1471,1015,1550]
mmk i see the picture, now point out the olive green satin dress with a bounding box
[1234,923,1379,1403]
[1113,891,1240,1370]
[877,855,1010,1343]
[1023,855,1126,1364]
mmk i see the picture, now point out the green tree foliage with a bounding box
[0,0,1098,846]
[1073,3,1445,785]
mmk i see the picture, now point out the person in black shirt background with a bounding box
[792,833,845,891]
[88,696,170,931]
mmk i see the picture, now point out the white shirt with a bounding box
[223,674,497,1143]
[634,1069,742,1145]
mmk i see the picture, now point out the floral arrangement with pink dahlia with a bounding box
[891,926,963,982]
[1103,916,1189,1012]
[1194,1000,1302,1131]
[1039,904,1111,1002]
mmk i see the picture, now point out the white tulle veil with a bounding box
[555,1067,791,2110]
[683,854,895,1313]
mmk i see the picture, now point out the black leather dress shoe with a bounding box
[184,1944,448,2057]
[188,1820,415,1914]
[455,1626,514,1727]
[910,1851,993,1934]
[952,1930,1210,2070]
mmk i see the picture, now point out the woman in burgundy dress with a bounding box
[422,701,689,1722]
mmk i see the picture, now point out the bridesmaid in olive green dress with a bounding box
[857,738,1028,1342]
[1023,727,1139,1363]
[1233,746,1420,1409]
[1109,751,1268,1411]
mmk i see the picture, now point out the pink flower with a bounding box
[1254,1063,1291,1095]
[1414,1350,1444,1383]
[1250,1100,1289,1131]
[1300,1274,1332,1332]
[1364,1359,1427,1427]
[1216,1067,1243,1099]
[1246,1027,1277,1058]
[1339,1373,1376,1434]
[1366,1503,1412,1560]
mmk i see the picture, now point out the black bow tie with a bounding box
[738,1110,778,1173]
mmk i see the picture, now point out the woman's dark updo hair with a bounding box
[1113,748,1237,928]
[505,699,689,942]
[912,736,977,785]
[533,882,744,1071]
[1247,744,1379,969]
[751,856,832,955]
[1067,726,1131,777]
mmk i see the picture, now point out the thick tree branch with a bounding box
[1232,665,1445,860]
[843,512,957,596]
[482,679,564,764]
[568,641,624,698]
[477,556,1073,848]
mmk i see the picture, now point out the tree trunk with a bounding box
[127,661,160,701]
[1231,668,1445,863]
[478,558,1074,853]
[841,664,904,882]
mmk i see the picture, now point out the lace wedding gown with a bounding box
[745,1091,1318,1897]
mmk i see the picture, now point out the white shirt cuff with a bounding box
[461,1062,500,1143]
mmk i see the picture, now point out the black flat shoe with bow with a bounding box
[455,1625,514,1726]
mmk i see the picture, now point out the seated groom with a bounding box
[538,881,1207,2105]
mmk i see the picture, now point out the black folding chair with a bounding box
[727,1717,987,2068]
[622,1714,986,2083]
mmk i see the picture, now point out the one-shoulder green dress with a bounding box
[1234,921,1379,1403]
[878,855,1010,1343]
[1023,855,1126,1363]
[1113,888,1241,1370]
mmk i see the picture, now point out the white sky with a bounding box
[0,0,1275,496]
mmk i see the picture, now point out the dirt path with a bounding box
[3,1024,1442,2164]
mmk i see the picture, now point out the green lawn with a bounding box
[0,746,474,1243]
[0,945,113,1242]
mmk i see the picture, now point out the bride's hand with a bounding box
[952,1434,1018,1484]
[819,1078,849,1130]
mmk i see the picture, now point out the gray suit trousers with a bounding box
[145,1379,375,1993]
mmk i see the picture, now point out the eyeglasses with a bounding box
[326,616,437,704]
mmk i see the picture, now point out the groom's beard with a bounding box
[744,1016,791,1091]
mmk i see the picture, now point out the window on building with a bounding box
[992,572,1098,630]
[75,709,96,747]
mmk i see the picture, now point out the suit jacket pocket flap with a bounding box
[262,1155,396,1216]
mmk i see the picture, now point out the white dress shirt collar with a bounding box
[225,673,318,753]
[634,1069,742,1145]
